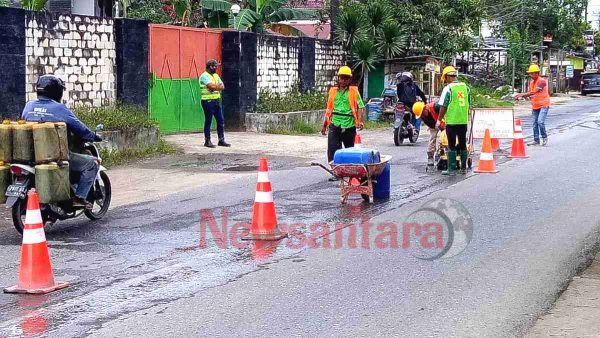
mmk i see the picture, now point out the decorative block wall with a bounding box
[315,40,344,92]
[256,35,301,95]
[25,12,116,107]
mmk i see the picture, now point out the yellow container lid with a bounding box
[32,122,56,130]
[35,162,59,170]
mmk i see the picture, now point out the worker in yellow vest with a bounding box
[321,66,365,168]
[200,59,230,148]
[515,64,550,146]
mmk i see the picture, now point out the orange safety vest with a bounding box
[325,86,361,126]
[529,78,550,109]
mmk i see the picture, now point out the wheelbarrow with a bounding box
[312,155,392,204]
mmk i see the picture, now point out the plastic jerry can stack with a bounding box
[0,162,9,203]
[35,162,71,204]
[0,120,13,163]
[32,122,69,164]
[12,121,35,163]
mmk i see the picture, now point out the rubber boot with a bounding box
[442,151,457,176]
[459,150,469,174]
[427,152,434,167]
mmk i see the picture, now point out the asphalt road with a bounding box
[1,97,600,337]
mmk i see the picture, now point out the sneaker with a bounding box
[542,138,548,146]
[73,197,93,210]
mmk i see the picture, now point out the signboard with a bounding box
[472,108,515,139]
[566,65,574,79]
[543,34,553,42]
[585,30,595,53]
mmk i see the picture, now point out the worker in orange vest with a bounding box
[321,66,365,167]
[515,64,550,146]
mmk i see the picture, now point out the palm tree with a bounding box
[376,20,408,74]
[335,5,366,63]
[352,39,380,86]
[365,0,392,37]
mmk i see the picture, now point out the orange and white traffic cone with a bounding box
[508,118,529,158]
[474,129,499,173]
[354,133,362,148]
[4,190,69,294]
[491,138,501,151]
[243,158,287,241]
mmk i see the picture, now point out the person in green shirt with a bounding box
[321,66,365,168]
[437,66,471,176]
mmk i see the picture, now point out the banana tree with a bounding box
[21,0,48,10]
[228,0,318,32]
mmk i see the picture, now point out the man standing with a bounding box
[200,59,230,148]
[321,66,365,166]
[397,71,427,137]
[413,101,444,168]
[436,66,471,176]
[515,65,550,146]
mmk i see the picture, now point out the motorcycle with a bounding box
[5,124,111,234]
[393,102,418,145]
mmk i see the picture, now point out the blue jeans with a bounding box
[532,107,549,142]
[69,152,99,200]
[201,99,225,141]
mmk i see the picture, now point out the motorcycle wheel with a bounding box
[394,127,403,146]
[85,171,112,220]
[12,196,48,234]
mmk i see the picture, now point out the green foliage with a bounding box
[352,39,378,80]
[73,104,158,132]
[0,0,11,7]
[256,86,327,113]
[230,0,319,32]
[363,120,390,129]
[21,0,48,10]
[335,3,366,58]
[376,21,408,60]
[128,0,173,23]
[100,138,178,168]
[470,85,514,108]
[266,120,322,135]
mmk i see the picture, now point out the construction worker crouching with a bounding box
[413,101,445,167]
[436,66,471,176]
[321,66,365,172]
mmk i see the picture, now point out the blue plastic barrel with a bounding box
[367,103,382,121]
[373,161,391,199]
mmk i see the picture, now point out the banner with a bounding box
[472,108,515,139]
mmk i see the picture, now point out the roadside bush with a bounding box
[256,86,327,113]
[73,104,157,131]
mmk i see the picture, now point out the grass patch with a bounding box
[363,120,391,129]
[99,138,178,168]
[256,85,327,113]
[266,120,322,135]
[470,84,515,108]
[74,104,158,131]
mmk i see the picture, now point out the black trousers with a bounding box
[327,124,356,162]
[446,124,468,152]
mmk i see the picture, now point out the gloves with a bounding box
[357,122,364,131]
[435,120,442,130]
[94,134,103,142]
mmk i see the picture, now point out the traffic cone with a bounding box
[508,118,529,158]
[354,133,362,148]
[474,129,499,173]
[4,190,69,294]
[491,138,501,151]
[243,158,287,241]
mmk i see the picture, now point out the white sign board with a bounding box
[566,65,574,79]
[472,108,515,139]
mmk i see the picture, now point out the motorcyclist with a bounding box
[21,75,102,209]
[396,71,427,137]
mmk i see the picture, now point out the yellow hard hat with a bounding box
[527,64,541,73]
[413,102,425,118]
[338,66,352,77]
[441,66,458,81]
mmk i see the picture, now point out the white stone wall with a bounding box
[25,14,116,107]
[256,35,300,95]
[315,40,344,92]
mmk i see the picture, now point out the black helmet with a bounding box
[36,74,65,102]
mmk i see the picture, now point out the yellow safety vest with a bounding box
[200,72,222,100]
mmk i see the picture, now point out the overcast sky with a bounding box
[589,0,600,28]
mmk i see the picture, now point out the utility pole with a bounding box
[330,0,339,41]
